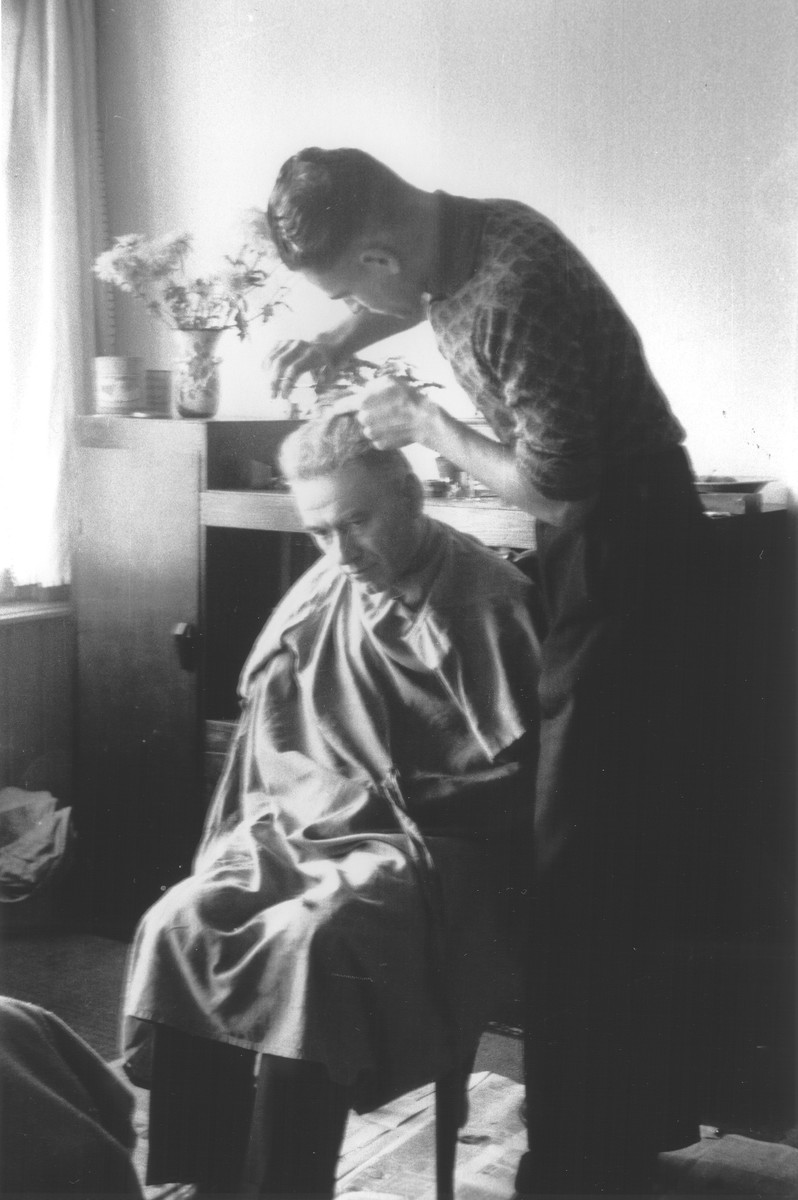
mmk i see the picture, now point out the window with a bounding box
[1,0,111,592]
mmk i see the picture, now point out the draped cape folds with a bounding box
[122,520,540,1110]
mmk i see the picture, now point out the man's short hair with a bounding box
[267,148,407,271]
[279,411,413,487]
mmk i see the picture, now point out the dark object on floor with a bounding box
[0,787,78,940]
[659,1133,798,1196]
[0,996,142,1196]
[0,787,73,902]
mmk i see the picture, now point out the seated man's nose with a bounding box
[331,531,357,565]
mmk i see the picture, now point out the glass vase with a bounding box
[173,328,224,418]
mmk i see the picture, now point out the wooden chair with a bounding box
[430,545,535,1199]
[434,1055,476,1200]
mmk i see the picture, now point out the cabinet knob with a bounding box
[172,622,200,671]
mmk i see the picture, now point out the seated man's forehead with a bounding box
[292,463,384,525]
[298,460,397,503]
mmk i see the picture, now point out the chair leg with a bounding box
[435,1055,473,1200]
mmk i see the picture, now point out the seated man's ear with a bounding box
[358,247,401,276]
[402,472,425,515]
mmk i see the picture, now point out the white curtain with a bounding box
[1,0,111,588]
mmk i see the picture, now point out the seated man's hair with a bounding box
[279,411,412,485]
[267,147,407,271]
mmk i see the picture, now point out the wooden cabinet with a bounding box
[73,416,536,929]
[74,418,204,928]
[691,509,797,1132]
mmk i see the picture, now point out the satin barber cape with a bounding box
[123,520,539,1110]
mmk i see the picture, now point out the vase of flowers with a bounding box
[171,328,223,417]
[93,227,284,418]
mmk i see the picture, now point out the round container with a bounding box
[94,357,145,415]
[144,369,173,416]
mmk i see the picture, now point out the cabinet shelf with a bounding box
[201,490,305,533]
[201,489,536,549]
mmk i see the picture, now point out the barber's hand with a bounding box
[266,338,341,401]
[354,376,437,450]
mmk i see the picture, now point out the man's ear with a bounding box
[402,472,425,516]
[358,246,401,276]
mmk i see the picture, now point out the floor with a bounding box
[0,922,525,1199]
[0,926,131,1060]
[121,1064,529,1200]
[3,922,797,1197]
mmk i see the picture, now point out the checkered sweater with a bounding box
[428,197,685,500]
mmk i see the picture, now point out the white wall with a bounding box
[96,0,798,486]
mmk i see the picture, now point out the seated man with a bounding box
[121,411,540,1197]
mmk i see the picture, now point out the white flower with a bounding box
[93,225,287,337]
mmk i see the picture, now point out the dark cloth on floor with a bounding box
[0,996,142,1196]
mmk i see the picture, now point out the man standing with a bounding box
[265,147,708,1195]
[123,412,540,1196]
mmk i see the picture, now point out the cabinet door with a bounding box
[74,442,202,930]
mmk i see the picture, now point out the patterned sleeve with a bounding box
[474,243,604,500]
